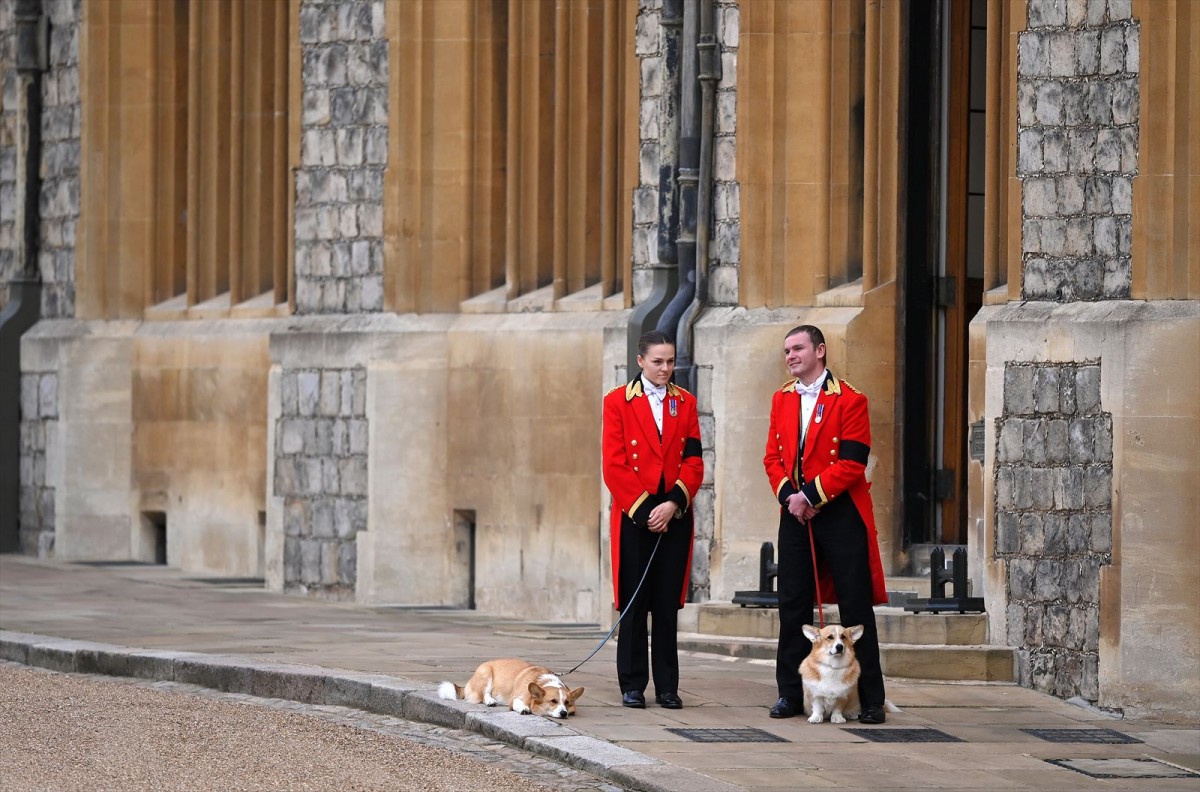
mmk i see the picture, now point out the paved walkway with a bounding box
[1,556,1197,792]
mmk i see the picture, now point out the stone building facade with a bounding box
[1,0,1196,720]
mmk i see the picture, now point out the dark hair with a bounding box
[784,325,826,362]
[638,330,675,356]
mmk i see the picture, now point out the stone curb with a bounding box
[0,631,741,792]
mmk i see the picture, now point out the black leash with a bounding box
[557,532,663,676]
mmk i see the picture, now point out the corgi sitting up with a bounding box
[800,623,863,724]
[438,658,584,719]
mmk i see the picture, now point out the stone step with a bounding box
[690,603,988,646]
[677,633,1016,683]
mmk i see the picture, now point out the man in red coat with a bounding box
[602,331,704,710]
[762,325,890,724]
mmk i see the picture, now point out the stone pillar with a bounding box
[994,362,1110,700]
[294,0,387,314]
[1017,0,1137,300]
[274,366,368,598]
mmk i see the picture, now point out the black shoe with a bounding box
[769,696,799,719]
[858,705,886,724]
[621,690,646,708]
[655,692,683,709]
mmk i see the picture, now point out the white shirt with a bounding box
[641,375,666,434]
[796,372,824,450]
[795,371,825,507]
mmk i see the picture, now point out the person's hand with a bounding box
[647,501,677,533]
[787,493,816,523]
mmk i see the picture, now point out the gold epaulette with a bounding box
[606,384,624,396]
[838,378,861,395]
[666,382,690,401]
[780,378,798,393]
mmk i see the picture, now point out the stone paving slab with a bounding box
[2,557,1198,792]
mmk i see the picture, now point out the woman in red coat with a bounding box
[602,331,704,710]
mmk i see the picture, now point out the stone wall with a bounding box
[994,361,1112,702]
[37,0,79,319]
[18,370,55,555]
[294,0,387,314]
[1017,0,1137,301]
[710,0,739,306]
[0,0,16,312]
[274,366,368,598]
[632,0,740,306]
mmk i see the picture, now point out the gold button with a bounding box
[632,440,638,446]
[832,437,839,443]
[778,445,783,451]
[632,453,638,460]
[775,433,780,439]
[830,450,836,456]
[679,450,684,456]
[634,466,639,472]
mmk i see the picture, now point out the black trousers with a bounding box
[775,494,885,708]
[616,511,692,695]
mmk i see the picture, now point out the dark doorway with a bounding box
[900,0,987,554]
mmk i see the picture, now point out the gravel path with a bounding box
[0,663,624,792]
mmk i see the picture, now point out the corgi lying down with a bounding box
[438,658,584,719]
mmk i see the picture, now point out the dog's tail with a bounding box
[884,699,901,713]
[437,681,464,700]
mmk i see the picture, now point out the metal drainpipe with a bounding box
[627,0,683,374]
[0,0,48,553]
[670,0,717,394]
[654,0,699,388]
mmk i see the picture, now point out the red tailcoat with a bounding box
[763,372,888,606]
[603,378,704,608]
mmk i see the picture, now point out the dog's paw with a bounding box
[807,712,823,724]
[831,713,846,724]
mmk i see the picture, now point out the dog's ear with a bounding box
[802,624,821,642]
[847,624,864,642]
[568,686,585,703]
[528,682,546,701]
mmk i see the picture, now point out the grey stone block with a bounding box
[1096,127,1121,172]
[300,537,322,584]
[611,765,745,792]
[1045,605,1070,648]
[1124,26,1139,73]
[1019,512,1045,555]
[1103,257,1132,298]
[339,540,357,586]
[0,634,30,664]
[320,540,339,584]
[27,641,77,672]
[1083,465,1111,508]
[1075,29,1099,74]
[1033,367,1061,414]
[122,650,188,681]
[1034,560,1062,600]
[1024,178,1056,217]
[1089,512,1112,553]
[1086,0,1107,26]
[1068,417,1095,463]
[1044,132,1072,177]
[466,709,572,745]
[1111,77,1138,124]
[1019,33,1048,78]
[1043,512,1068,555]
[996,510,1020,554]
[251,667,326,703]
[1068,128,1097,173]
[1066,513,1091,554]
[1023,419,1048,464]
[366,678,419,717]
[1046,418,1069,463]
[1004,365,1036,414]
[323,674,380,709]
[403,690,468,729]
[173,658,254,694]
[1055,466,1085,510]
[1048,32,1075,77]
[1075,366,1101,413]
[524,735,658,776]
[1100,27,1124,75]
[1035,81,1064,125]
[1057,175,1085,214]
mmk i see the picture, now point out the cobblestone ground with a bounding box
[0,663,625,792]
